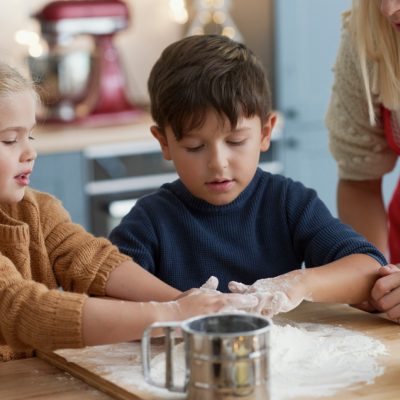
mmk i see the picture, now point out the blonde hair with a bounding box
[0,61,37,99]
[350,0,400,123]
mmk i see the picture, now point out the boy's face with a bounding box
[0,90,37,204]
[152,109,276,206]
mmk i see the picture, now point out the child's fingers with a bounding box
[224,293,259,309]
[201,276,219,290]
[228,281,249,293]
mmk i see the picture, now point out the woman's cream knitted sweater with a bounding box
[0,188,129,361]
[326,18,397,180]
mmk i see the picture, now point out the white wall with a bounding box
[0,0,183,104]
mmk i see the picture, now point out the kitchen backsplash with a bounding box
[0,0,271,105]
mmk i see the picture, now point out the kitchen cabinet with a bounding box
[31,151,89,229]
[275,0,351,215]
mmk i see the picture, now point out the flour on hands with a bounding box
[229,270,312,317]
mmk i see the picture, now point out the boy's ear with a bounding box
[260,112,277,152]
[150,126,172,160]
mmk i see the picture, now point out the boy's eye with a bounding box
[1,139,17,145]
[29,136,35,141]
[186,145,204,152]
[228,139,246,146]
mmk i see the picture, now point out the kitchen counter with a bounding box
[2,302,399,400]
[34,112,155,155]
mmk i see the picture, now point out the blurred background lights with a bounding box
[15,30,44,57]
[187,0,243,41]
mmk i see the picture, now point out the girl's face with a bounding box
[0,90,37,204]
[380,0,400,29]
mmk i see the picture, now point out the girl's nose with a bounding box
[380,0,400,17]
[21,140,37,163]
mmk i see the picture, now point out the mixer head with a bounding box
[35,0,130,45]
[29,0,140,125]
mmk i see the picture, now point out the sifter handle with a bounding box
[141,321,185,393]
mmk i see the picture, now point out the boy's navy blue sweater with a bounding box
[109,168,386,292]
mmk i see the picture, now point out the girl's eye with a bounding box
[29,136,35,141]
[1,140,17,145]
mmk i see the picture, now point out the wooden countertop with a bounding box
[2,302,399,400]
[34,112,155,155]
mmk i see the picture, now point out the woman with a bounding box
[326,0,400,320]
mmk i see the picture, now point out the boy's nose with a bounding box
[208,146,228,171]
[380,0,400,17]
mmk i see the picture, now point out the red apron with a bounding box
[382,106,400,263]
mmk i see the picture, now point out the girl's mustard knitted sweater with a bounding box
[0,188,129,361]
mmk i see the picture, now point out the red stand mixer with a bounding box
[29,0,140,125]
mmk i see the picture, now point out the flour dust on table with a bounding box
[55,321,387,400]
[147,321,387,400]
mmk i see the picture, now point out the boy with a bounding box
[110,34,386,316]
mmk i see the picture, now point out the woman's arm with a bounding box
[338,179,388,257]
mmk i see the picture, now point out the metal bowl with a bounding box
[28,50,92,120]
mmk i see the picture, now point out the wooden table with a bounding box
[0,356,112,399]
[1,302,400,400]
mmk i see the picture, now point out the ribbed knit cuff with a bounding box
[88,252,131,296]
[18,290,86,351]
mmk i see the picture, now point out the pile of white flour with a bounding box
[56,321,387,400]
[148,322,387,399]
[269,322,386,398]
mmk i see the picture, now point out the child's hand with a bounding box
[369,264,400,322]
[173,289,258,320]
[228,270,311,317]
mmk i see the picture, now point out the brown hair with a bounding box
[148,34,271,139]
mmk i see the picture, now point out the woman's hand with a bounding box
[369,264,400,322]
[228,270,311,317]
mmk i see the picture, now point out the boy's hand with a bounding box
[228,270,311,317]
[369,264,400,322]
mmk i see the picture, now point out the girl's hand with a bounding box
[228,270,311,317]
[370,264,400,322]
[173,289,258,320]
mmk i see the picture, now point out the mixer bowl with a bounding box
[28,50,92,120]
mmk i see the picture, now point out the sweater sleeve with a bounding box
[109,199,159,273]
[325,24,397,180]
[37,192,130,296]
[0,252,86,352]
[285,180,387,267]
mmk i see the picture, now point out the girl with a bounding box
[326,0,400,320]
[0,61,256,361]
